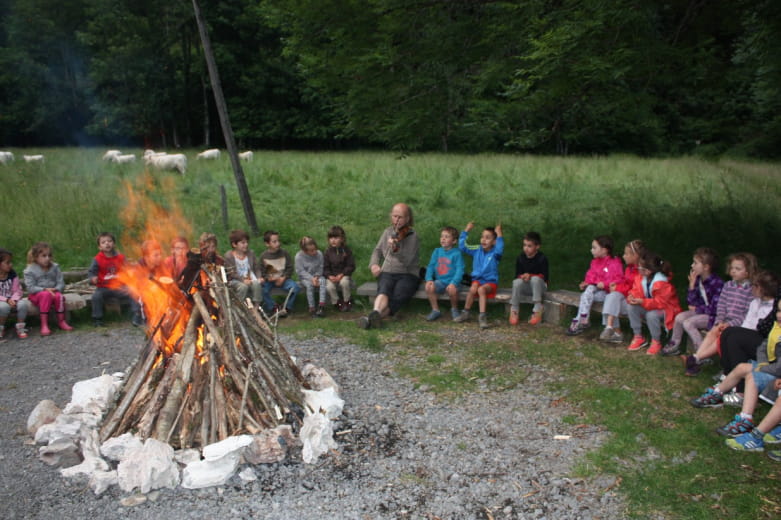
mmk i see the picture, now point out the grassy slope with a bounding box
[2,149,781,518]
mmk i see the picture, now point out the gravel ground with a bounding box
[0,322,626,519]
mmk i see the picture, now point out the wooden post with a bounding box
[192,0,259,237]
[220,184,228,231]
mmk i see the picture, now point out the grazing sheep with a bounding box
[143,149,166,158]
[0,151,14,164]
[145,153,187,174]
[23,154,44,163]
[102,150,122,161]
[197,148,220,160]
[239,151,254,162]
[112,154,136,164]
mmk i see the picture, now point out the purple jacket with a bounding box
[686,273,724,329]
[715,280,753,327]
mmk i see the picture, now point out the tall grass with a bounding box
[2,149,780,291]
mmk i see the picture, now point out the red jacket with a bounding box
[629,273,682,330]
[613,264,639,296]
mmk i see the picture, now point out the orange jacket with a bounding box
[629,273,682,330]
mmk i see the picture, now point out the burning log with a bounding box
[99,259,309,449]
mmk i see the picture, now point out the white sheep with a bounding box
[145,153,187,174]
[0,151,14,164]
[197,148,220,160]
[23,154,44,163]
[143,149,166,158]
[239,151,254,162]
[102,150,122,161]
[112,154,136,164]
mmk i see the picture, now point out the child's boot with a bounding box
[57,312,73,331]
[40,313,51,336]
[15,322,28,339]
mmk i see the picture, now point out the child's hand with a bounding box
[370,264,382,277]
[275,277,285,287]
[596,282,605,290]
[774,379,781,392]
[578,281,588,291]
[495,223,502,236]
[465,222,474,232]
[609,282,617,292]
[628,295,642,305]
[688,269,696,287]
[313,278,320,287]
[521,273,531,282]
[90,276,98,285]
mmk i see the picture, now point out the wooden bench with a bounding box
[355,282,587,324]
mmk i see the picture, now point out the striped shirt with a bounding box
[715,280,753,327]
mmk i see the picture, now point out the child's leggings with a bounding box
[326,276,352,303]
[668,310,709,348]
[578,285,607,320]
[301,277,327,308]
[602,292,628,320]
[28,290,65,313]
[627,305,664,340]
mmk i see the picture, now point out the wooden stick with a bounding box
[137,353,180,438]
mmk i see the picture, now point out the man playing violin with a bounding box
[359,203,420,329]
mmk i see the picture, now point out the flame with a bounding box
[114,171,194,356]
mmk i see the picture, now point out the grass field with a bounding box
[2,148,781,518]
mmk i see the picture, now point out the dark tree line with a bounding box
[0,0,779,156]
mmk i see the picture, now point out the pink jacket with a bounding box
[0,273,23,303]
[583,256,624,292]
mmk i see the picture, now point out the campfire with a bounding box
[28,175,344,494]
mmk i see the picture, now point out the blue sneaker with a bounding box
[726,430,764,452]
[426,310,442,321]
[763,425,781,445]
[451,308,461,320]
[690,387,723,408]
[716,415,754,437]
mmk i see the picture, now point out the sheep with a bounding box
[143,149,166,158]
[102,150,122,161]
[0,151,14,164]
[239,151,254,162]
[145,153,187,174]
[197,148,220,160]
[112,154,136,164]
[23,154,44,163]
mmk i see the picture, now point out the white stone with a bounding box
[63,374,118,415]
[89,470,118,495]
[301,364,340,392]
[39,438,81,467]
[34,413,83,444]
[181,452,240,489]
[238,467,257,482]
[202,435,254,461]
[117,438,180,493]
[60,428,110,478]
[300,412,338,464]
[302,386,344,419]
[119,494,148,507]
[100,433,144,462]
[173,448,201,466]
[243,428,290,464]
[27,400,61,436]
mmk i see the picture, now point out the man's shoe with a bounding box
[368,310,382,329]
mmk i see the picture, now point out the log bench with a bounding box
[355,282,597,324]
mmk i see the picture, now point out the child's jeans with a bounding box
[28,290,65,314]
[0,299,29,320]
[262,279,300,312]
[229,279,262,305]
[91,287,140,320]
[301,277,327,308]
[627,304,665,340]
[510,277,546,312]
[578,285,607,320]
[668,310,708,348]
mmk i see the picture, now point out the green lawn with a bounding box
[3,149,781,518]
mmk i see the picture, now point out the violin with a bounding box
[390,225,411,252]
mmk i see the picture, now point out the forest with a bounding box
[0,0,779,157]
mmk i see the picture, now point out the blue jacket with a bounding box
[425,247,465,286]
[459,231,504,284]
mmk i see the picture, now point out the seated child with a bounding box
[224,229,262,308]
[424,226,465,321]
[260,230,299,317]
[453,222,503,329]
[626,251,681,354]
[599,239,645,343]
[87,232,141,327]
[0,248,30,339]
[682,252,757,376]
[566,235,623,335]
[509,231,548,326]
[691,299,781,441]
[295,236,327,318]
[163,236,190,285]
[23,242,73,336]
[662,247,724,356]
[323,225,355,312]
